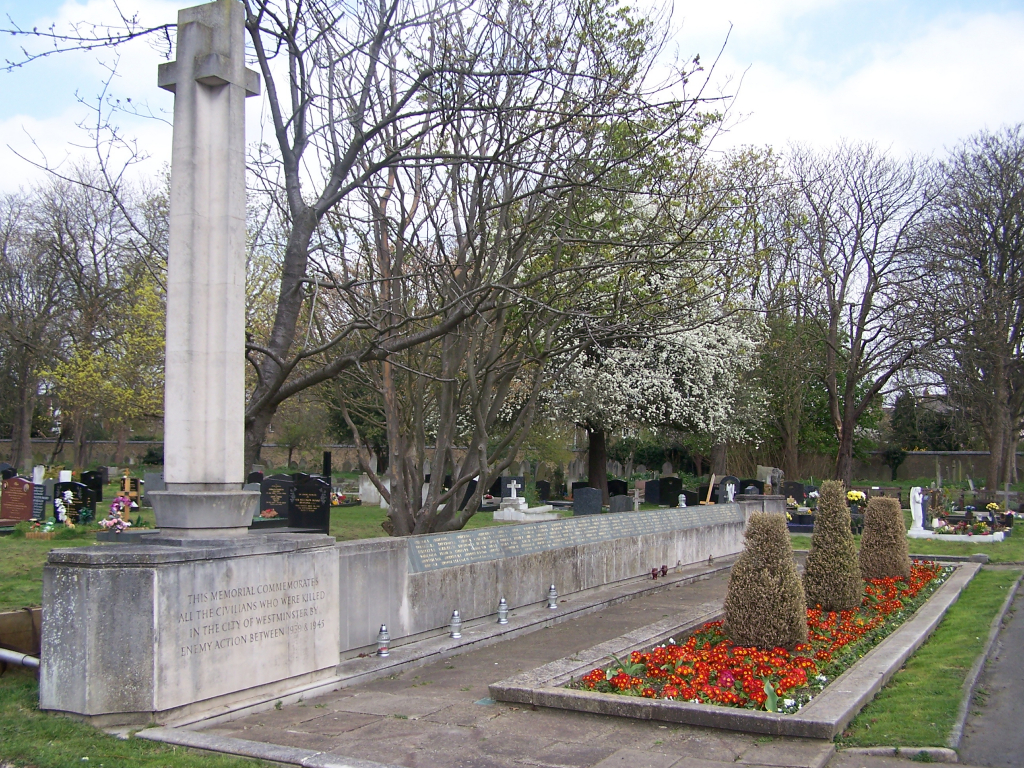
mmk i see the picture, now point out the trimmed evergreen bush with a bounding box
[859,496,912,580]
[803,480,862,611]
[723,511,808,649]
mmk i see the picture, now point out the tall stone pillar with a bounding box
[152,0,261,536]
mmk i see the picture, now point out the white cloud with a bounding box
[705,11,1024,154]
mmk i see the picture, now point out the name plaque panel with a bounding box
[407,505,745,573]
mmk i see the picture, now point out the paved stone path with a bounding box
[959,585,1024,767]
[196,569,835,768]
[181,561,1019,768]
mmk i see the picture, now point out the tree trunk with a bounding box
[984,410,1007,490]
[780,424,800,482]
[587,427,609,504]
[244,405,277,475]
[73,414,89,472]
[113,425,129,465]
[710,442,727,477]
[11,366,35,474]
[834,424,855,486]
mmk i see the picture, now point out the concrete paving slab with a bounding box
[736,739,834,768]
[590,748,680,768]
[327,692,450,718]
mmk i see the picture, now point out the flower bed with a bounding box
[573,561,950,714]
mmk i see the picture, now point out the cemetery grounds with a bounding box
[0,476,1022,767]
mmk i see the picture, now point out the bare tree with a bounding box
[926,125,1024,488]
[789,142,937,485]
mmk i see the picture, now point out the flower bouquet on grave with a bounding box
[97,501,133,532]
[53,490,76,529]
[259,508,279,518]
[846,490,866,505]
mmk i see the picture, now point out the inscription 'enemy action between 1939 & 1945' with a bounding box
[175,577,326,657]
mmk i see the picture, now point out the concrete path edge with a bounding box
[490,563,980,740]
[946,567,1024,749]
[136,726,403,768]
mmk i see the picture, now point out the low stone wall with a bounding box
[335,498,782,652]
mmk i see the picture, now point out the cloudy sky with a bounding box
[1,0,1022,192]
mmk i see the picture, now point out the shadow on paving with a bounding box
[196,571,835,768]
[959,587,1024,768]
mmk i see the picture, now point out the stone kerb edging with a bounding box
[489,562,981,740]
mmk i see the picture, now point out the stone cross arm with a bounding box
[157,1,260,98]
[509,480,522,498]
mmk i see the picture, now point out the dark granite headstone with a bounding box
[97,466,109,485]
[659,477,682,506]
[717,476,741,504]
[0,467,16,481]
[697,484,717,504]
[740,479,764,494]
[1,477,34,521]
[534,480,551,501]
[32,482,46,520]
[571,481,590,499]
[573,486,603,516]
[781,481,805,504]
[246,471,264,485]
[607,479,628,498]
[289,475,330,533]
[260,474,293,520]
[54,481,96,524]
[500,476,525,498]
[322,451,332,479]
[645,479,661,505]
[459,478,478,510]
[488,478,503,497]
[81,470,104,502]
[680,489,700,507]
[608,494,632,514]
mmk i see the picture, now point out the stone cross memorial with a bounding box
[40,0,339,727]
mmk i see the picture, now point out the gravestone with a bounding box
[519,460,531,478]
[535,462,550,481]
[573,486,602,516]
[341,460,353,473]
[260,474,293,519]
[81,470,104,502]
[143,471,165,506]
[571,481,590,499]
[0,463,16,480]
[458,478,478,510]
[659,477,682,507]
[54,481,96,524]
[289,474,330,534]
[717,475,741,504]
[534,480,551,501]
[781,481,805,504]
[488,478,503,497]
[246,471,264,485]
[607,479,628,498]
[608,495,632,514]
[661,461,673,476]
[698,484,716,504]
[500,476,525,498]
[1,477,34,522]
[645,479,661,505]
[33,465,45,484]
[740,478,764,495]
[97,466,110,486]
[635,464,647,474]
[32,482,46,520]
[359,473,380,505]
[680,489,700,508]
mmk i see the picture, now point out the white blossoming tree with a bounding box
[552,322,761,501]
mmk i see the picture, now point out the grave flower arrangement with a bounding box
[99,495,136,534]
[53,490,76,528]
[31,519,56,533]
[573,561,948,713]
[934,520,990,536]
[986,502,1002,513]
[846,490,866,505]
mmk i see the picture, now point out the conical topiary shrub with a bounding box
[723,511,808,649]
[803,480,862,611]
[859,496,911,580]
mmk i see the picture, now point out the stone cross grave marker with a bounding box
[632,487,641,512]
[509,479,522,498]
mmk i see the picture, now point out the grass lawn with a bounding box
[0,667,266,768]
[838,567,1022,748]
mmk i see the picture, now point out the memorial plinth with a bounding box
[41,535,339,725]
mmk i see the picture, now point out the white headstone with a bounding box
[379,475,392,509]
[59,470,72,482]
[509,479,522,498]
[423,458,431,477]
[910,487,924,532]
[33,465,45,484]
[519,460,530,478]
[359,473,380,505]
